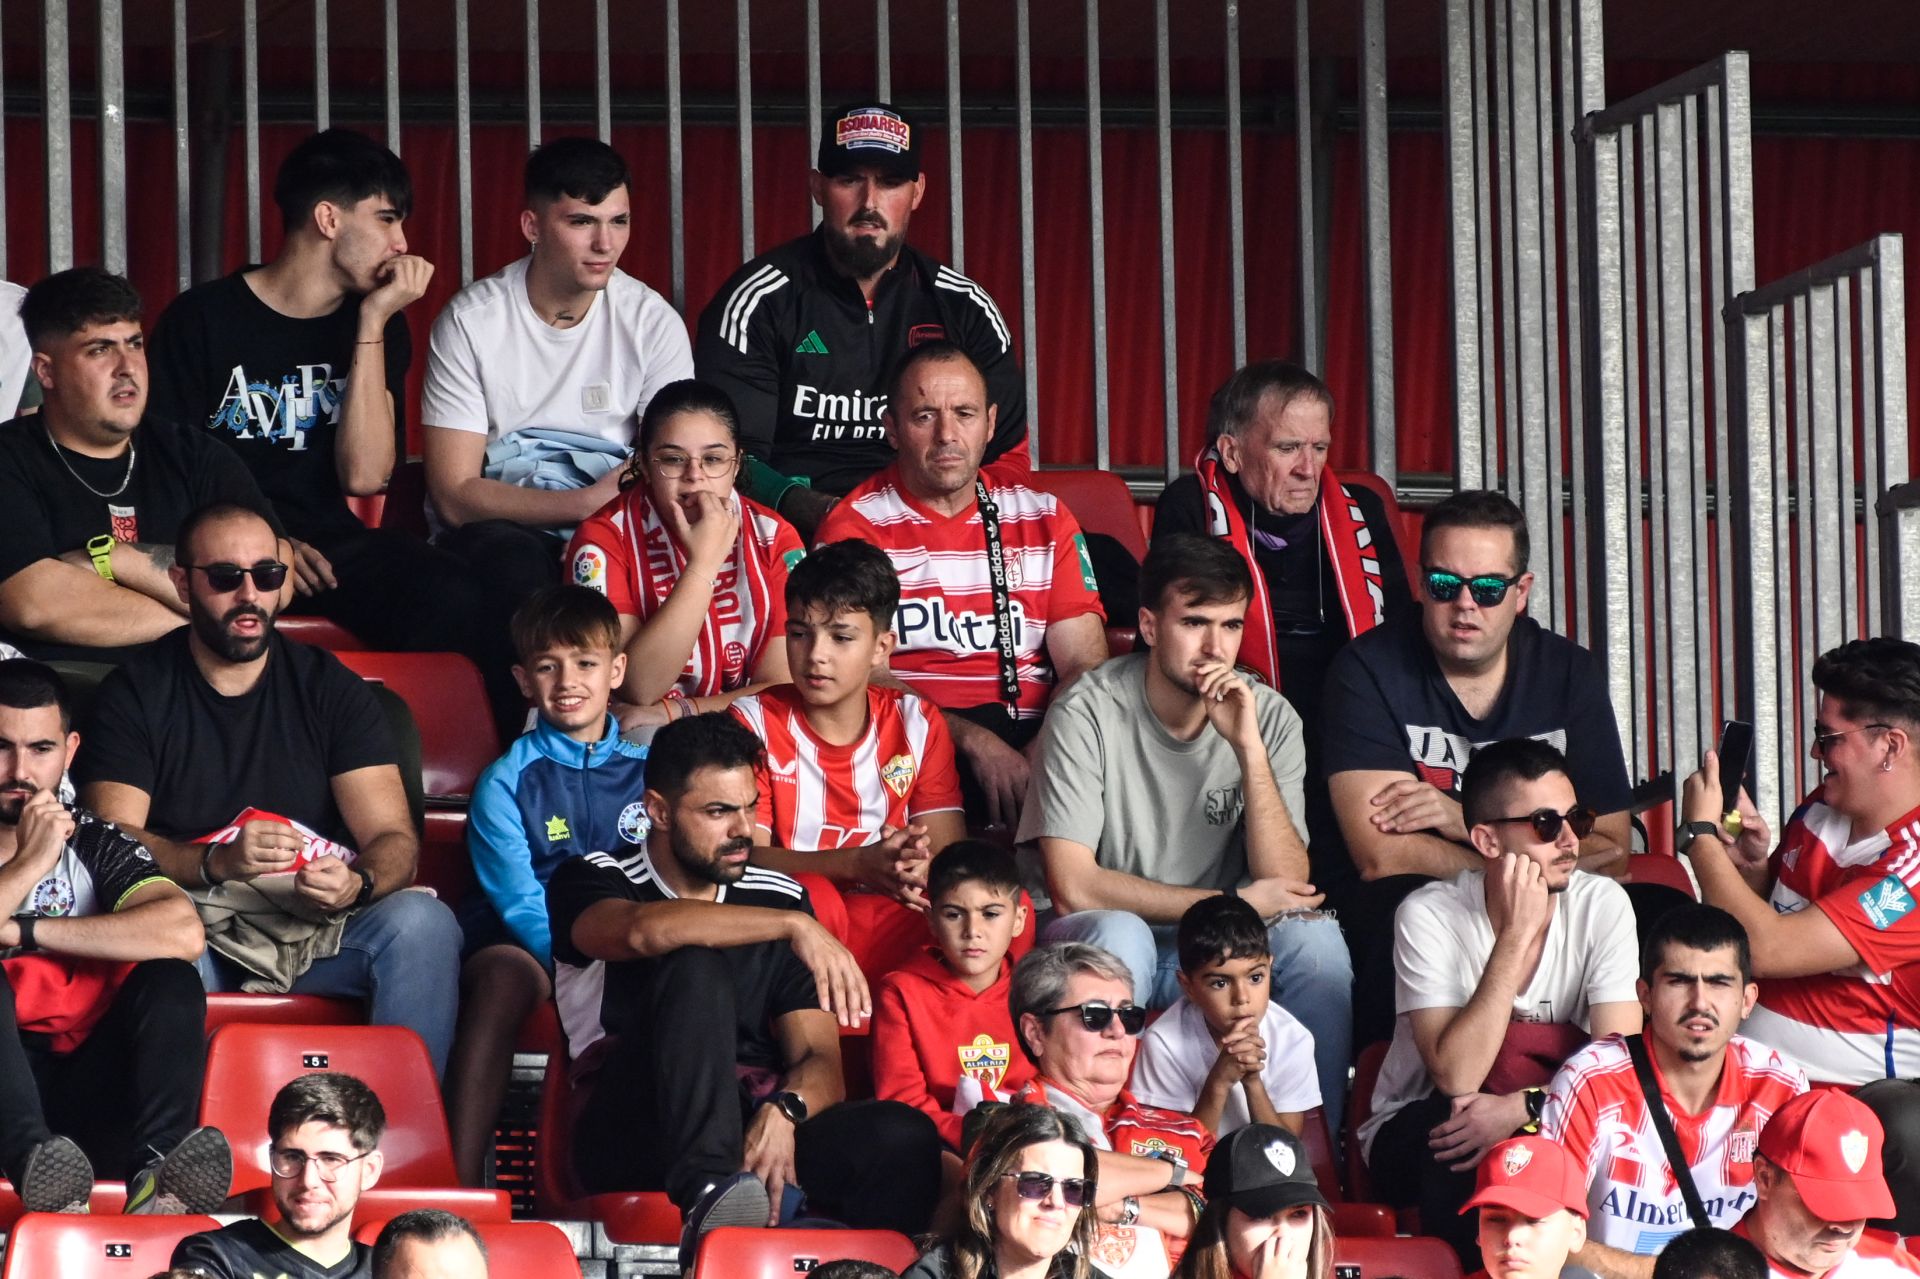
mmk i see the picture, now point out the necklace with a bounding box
[45,426,136,499]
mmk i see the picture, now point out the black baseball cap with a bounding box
[1203,1124,1329,1218]
[817,103,921,180]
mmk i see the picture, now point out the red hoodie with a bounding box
[871,946,1036,1148]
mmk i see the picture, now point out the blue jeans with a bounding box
[1041,908,1354,1140]
[197,889,463,1080]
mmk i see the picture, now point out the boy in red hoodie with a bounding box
[871,841,1035,1152]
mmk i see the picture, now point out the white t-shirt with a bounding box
[1356,868,1639,1157]
[1129,996,1321,1134]
[0,282,29,421]
[421,256,693,451]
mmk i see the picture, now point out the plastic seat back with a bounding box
[693,1226,921,1279]
[335,651,499,801]
[0,1211,218,1279]
[1334,1235,1466,1279]
[1028,468,1148,561]
[354,1217,582,1276]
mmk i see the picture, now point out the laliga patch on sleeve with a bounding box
[783,548,805,571]
[1858,874,1915,931]
[836,108,911,154]
[573,544,609,592]
[1074,532,1099,592]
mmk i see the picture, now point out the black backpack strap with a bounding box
[1626,1033,1714,1230]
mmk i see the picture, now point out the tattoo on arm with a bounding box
[130,543,176,571]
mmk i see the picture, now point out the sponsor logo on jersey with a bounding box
[792,383,889,443]
[1858,874,1914,931]
[109,503,138,542]
[835,108,911,154]
[907,323,946,348]
[545,815,571,841]
[880,753,917,798]
[783,548,805,571]
[795,330,831,355]
[1728,1129,1756,1163]
[618,802,649,844]
[573,545,608,591]
[1131,1137,1173,1158]
[957,1033,1011,1091]
[895,596,1027,654]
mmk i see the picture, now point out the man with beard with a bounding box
[0,659,226,1216]
[1355,737,1639,1267]
[1542,906,1806,1278]
[74,502,462,1079]
[1018,532,1354,1141]
[696,103,1028,537]
[172,1072,387,1278]
[545,712,942,1268]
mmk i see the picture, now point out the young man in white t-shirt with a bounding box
[1130,892,1319,1137]
[1356,736,1641,1266]
[421,137,693,620]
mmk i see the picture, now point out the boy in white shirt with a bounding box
[1130,892,1319,1136]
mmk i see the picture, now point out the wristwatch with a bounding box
[86,535,115,582]
[1116,1196,1142,1227]
[1678,820,1723,848]
[11,915,38,953]
[764,1090,808,1125]
[350,866,377,909]
[1151,1150,1190,1188]
[1520,1087,1546,1135]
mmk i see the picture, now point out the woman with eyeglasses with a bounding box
[566,378,803,730]
[1171,1125,1334,1279]
[1002,944,1215,1278]
[903,1103,1100,1279]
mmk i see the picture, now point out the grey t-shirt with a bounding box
[1015,652,1308,908]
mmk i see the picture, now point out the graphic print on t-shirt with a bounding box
[1406,724,1570,793]
[212,362,345,452]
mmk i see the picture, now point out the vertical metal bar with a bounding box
[1875,235,1911,489]
[1730,297,1777,829]
[1085,0,1111,469]
[875,0,890,100]
[1705,83,1734,709]
[1155,0,1179,482]
[1493,0,1519,496]
[1640,117,1671,779]
[1621,129,1649,776]
[1656,100,1695,777]
[1508,0,1551,627]
[667,0,686,312]
[945,0,963,272]
[1766,307,1792,820]
[594,0,610,141]
[1809,282,1844,662]
[1836,277,1859,640]
[384,0,400,152]
[1444,0,1482,487]
[43,0,73,271]
[314,0,329,130]
[1358,0,1396,485]
[1681,95,1713,748]
[525,0,541,149]
[98,0,127,275]
[1887,489,1920,643]
[0,0,8,275]
[1861,270,1883,634]
[1471,0,1499,482]
[173,0,190,292]
[1294,0,1318,375]
[454,0,472,283]
[1564,0,1603,648]
[1589,125,1635,771]
[806,0,821,229]
[736,0,755,261]
[1015,0,1041,460]
[1531,0,1564,632]
[1226,0,1247,368]
[1792,295,1817,795]
[243,0,260,262]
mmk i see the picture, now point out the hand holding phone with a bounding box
[1718,720,1753,833]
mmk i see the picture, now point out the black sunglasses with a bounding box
[186,561,289,593]
[1044,1001,1147,1035]
[1424,568,1524,607]
[1000,1172,1095,1207]
[1486,805,1598,842]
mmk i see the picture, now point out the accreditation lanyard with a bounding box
[976,479,1022,711]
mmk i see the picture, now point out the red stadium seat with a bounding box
[1300,1107,1345,1201]
[1331,1202,1399,1238]
[204,992,362,1034]
[1626,853,1697,899]
[379,460,431,539]
[277,615,368,651]
[0,1211,217,1279]
[692,1226,920,1278]
[1346,1041,1390,1202]
[199,1023,510,1222]
[532,1041,681,1244]
[1028,468,1148,562]
[1335,1235,1466,1279]
[354,1217,582,1276]
[0,1184,127,1229]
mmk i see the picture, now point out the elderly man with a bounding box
[816,341,1106,828]
[1009,942,1213,1279]
[1464,1135,1592,1279]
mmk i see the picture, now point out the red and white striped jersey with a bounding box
[1740,793,1920,1083]
[1734,1216,1920,1279]
[1542,1033,1807,1254]
[815,468,1104,719]
[731,683,962,851]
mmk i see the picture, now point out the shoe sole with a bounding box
[19,1137,94,1214]
[130,1127,232,1215]
[680,1176,773,1272]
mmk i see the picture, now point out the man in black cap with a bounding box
[694,103,1030,537]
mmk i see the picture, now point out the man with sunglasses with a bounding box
[75,501,462,1084]
[172,1072,387,1278]
[1322,489,1635,1046]
[1355,738,1640,1267]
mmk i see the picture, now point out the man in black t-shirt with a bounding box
[1322,489,1637,1044]
[0,268,282,664]
[0,660,229,1216]
[547,712,940,1265]
[75,502,462,1079]
[173,1072,385,1279]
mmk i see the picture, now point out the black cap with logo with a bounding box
[817,103,922,180]
[1203,1124,1330,1219]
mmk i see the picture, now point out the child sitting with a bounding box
[1130,893,1320,1136]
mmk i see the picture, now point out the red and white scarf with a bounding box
[1195,446,1388,689]
[625,490,782,697]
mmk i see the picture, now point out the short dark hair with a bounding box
[175,500,276,567]
[525,135,631,208]
[1459,737,1571,827]
[0,659,74,734]
[809,1264,899,1279]
[1176,893,1271,973]
[511,585,622,663]
[1420,488,1530,577]
[371,1210,488,1277]
[1652,1227,1767,1279]
[927,840,1022,904]
[787,540,898,632]
[1641,903,1752,986]
[274,128,412,232]
[645,711,764,800]
[19,266,142,351]
[1207,359,1334,442]
[886,339,983,408]
[1138,533,1253,615]
[636,378,741,455]
[268,1072,387,1154]
[1812,637,1920,734]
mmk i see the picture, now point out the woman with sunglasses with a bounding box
[904,1103,1100,1279]
[1171,1125,1334,1279]
[1005,944,1216,1277]
[566,378,802,729]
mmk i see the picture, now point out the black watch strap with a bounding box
[765,1090,808,1124]
[12,914,38,953]
[1679,820,1723,846]
[351,866,376,908]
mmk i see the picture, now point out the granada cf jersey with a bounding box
[731,683,962,850]
[1542,1033,1806,1254]
[1740,794,1920,1083]
[816,469,1104,719]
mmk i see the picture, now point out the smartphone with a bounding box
[1718,720,1754,817]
